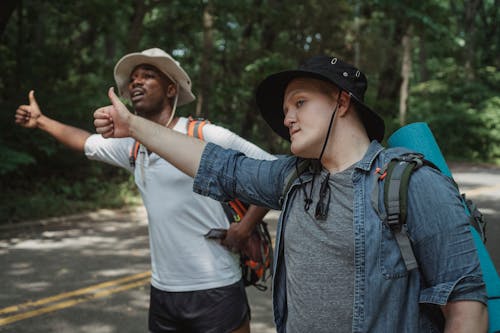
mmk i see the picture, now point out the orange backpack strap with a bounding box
[187,117,210,140]
[129,140,141,167]
[228,199,247,221]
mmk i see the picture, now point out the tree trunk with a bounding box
[399,29,412,127]
[126,0,148,53]
[418,35,429,82]
[353,0,361,67]
[376,20,405,117]
[15,0,23,92]
[463,0,481,79]
[195,0,214,118]
[0,0,18,39]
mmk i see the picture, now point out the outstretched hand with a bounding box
[15,90,42,128]
[94,87,134,138]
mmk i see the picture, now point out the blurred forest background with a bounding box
[0,0,498,222]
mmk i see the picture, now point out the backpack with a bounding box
[129,118,273,290]
[371,152,487,271]
[387,122,499,333]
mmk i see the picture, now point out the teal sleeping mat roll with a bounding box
[388,122,500,332]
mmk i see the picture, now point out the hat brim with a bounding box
[256,70,385,142]
[114,53,195,106]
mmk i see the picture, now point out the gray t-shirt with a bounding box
[285,165,355,332]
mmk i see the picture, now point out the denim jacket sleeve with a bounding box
[406,166,487,305]
[193,142,295,210]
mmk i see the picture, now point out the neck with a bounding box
[320,125,370,173]
[137,106,177,128]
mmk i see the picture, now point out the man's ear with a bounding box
[337,90,352,117]
[166,83,177,98]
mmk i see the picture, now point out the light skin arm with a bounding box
[94,87,206,178]
[15,90,91,151]
[96,88,271,252]
[441,300,488,333]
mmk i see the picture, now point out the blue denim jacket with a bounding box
[193,141,486,332]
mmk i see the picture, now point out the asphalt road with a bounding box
[0,164,498,333]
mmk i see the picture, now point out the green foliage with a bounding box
[0,170,140,223]
[0,145,35,175]
[0,0,498,222]
[408,64,500,161]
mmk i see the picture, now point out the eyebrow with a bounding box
[283,89,306,111]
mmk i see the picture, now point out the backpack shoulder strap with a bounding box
[379,152,433,271]
[384,154,421,227]
[130,117,210,168]
[129,140,141,167]
[187,117,210,140]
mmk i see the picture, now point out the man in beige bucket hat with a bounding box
[15,48,275,333]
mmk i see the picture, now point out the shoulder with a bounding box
[84,134,133,151]
[199,121,275,160]
[202,121,234,137]
[377,147,414,164]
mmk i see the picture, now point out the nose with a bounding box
[283,108,296,128]
[130,75,144,88]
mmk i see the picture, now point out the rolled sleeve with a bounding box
[193,143,234,201]
[419,274,487,305]
[193,143,291,210]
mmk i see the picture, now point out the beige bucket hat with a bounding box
[113,48,196,106]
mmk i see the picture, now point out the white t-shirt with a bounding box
[84,117,275,291]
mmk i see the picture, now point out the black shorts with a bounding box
[148,279,250,333]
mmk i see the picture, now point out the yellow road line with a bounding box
[0,271,151,326]
[0,271,151,315]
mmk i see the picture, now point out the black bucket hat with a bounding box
[256,55,385,142]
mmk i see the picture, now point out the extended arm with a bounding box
[15,90,91,151]
[95,87,206,178]
[441,300,488,333]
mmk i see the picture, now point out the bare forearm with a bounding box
[129,114,205,177]
[239,206,270,233]
[442,301,488,333]
[37,115,91,151]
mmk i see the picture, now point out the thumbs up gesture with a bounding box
[94,87,134,138]
[15,90,42,128]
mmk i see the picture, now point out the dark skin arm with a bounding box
[222,205,270,255]
[15,90,91,151]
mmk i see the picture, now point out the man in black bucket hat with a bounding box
[94,55,488,333]
[257,55,384,143]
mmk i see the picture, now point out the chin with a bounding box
[290,144,307,158]
[290,142,320,159]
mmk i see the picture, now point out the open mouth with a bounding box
[131,89,145,102]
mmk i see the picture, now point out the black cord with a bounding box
[318,89,342,162]
[295,159,314,211]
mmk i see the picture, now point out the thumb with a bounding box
[108,87,123,110]
[29,90,38,106]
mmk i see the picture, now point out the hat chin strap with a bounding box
[165,83,179,128]
[318,89,342,162]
